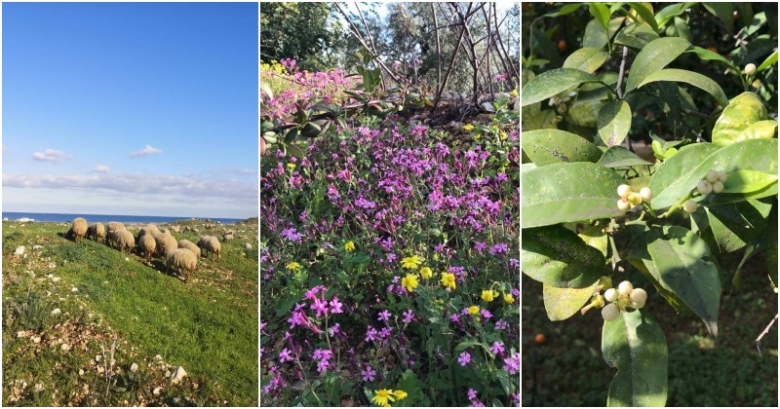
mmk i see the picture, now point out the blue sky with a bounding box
[2,2,258,219]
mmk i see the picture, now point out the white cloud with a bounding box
[2,172,257,202]
[95,164,110,173]
[32,149,72,162]
[130,145,163,157]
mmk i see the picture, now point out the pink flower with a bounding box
[458,351,471,366]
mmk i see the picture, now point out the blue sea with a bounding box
[2,212,246,225]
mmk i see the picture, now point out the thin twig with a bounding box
[616,45,634,152]
[754,313,778,356]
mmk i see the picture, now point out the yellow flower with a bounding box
[287,163,296,171]
[481,289,499,302]
[463,124,475,132]
[345,241,356,252]
[440,272,456,290]
[400,255,424,269]
[393,390,408,400]
[468,305,480,315]
[510,89,518,98]
[371,389,395,407]
[401,274,419,292]
[499,131,508,140]
[286,261,301,271]
[420,266,433,280]
[504,293,515,304]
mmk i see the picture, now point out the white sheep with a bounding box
[112,229,135,253]
[71,218,88,243]
[106,222,126,247]
[177,239,201,258]
[137,234,157,262]
[153,232,178,257]
[197,236,221,260]
[166,248,198,282]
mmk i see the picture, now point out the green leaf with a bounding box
[522,162,625,228]
[735,120,778,142]
[690,46,739,71]
[543,279,601,321]
[702,3,734,34]
[598,145,654,167]
[756,49,778,73]
[543,3,583,18]
[655,2,697,28]
[522,68,602,107]
[522,225,606,288]
[712,92,767,146]
[691,199,773,255]
[522,129,603,166]
[563,47,610,73]
[636,68,729,107]
[614,22,659,49]
[627,2,659,32]
[626,37,691,93]
[673,16,692,42]
[625,233,685,313]
[583,19,609,49]
[646,226,721,336]
[522,109,559,131]
[721,170,778,194]
[648,143,721,211]
[589,3,612,30]
[597,100,632,147]
[602,308,668,407]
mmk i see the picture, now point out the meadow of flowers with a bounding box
[260,60,520,407]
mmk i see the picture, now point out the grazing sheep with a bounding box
[244,242,252,250]
[153,232,178,257]
[136,224,161,241]
[222,232,234,242]
[87,222,106,243]
[197,236,221,261]
[111,229,135,253]
[177,239,201,258]
[170,225,181,233]
[166,248,198,282]
[106,222,126,247]
[71,218,88,243]
[137,234,157,262]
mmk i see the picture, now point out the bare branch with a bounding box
[755,313,778,356]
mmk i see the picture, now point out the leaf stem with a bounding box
[660,191,693,218]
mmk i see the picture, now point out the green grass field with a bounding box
[2,219,258,406]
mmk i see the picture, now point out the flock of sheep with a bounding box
[67,217,230,282]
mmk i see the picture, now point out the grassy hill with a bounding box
[2,219,258,406]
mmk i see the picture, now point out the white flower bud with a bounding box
[602,303,620,321]
[716,170,728,182]
[618,281,633,296]
[712,181,724,193]
[604,288,618,302]
[683,200,698,213]
[697,180,713,195]
[631,298,646,309]
[639,187,652,202]
[629,288,647,304]
[617,198,630,212]
[705,170,719,183]
[617,184,632,198]
[745,63,757,75]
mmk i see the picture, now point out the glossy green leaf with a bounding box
[690,46,738,71]
[589,3,611,30]
[721,170,778,194]
[735,120,778,142]
[522,68,602,107]
[583,19,609,49]
[598,145,654,167]
[543,3,583,18]
[655,2,697,28]
[597,100,632,147]
[522,129,603,166]
[646,226,721,336]
[543,279,601,321]
[636,68,729,107]
[522,162,625,228]
[626,37,691,93]
[522,109,559,132]
[648,143,721,210]
[702,3,734,34]
[625,233,685,313]
[522,225,606,288]
[579,225,609,257]
[627,2,659,32]
[673,16,692,42]
[691,199,773,255]
[614,22,659,49]
[565,91,608,128]
[712,92,767,146]
[602,308,667,407]
[756,49,778,73]
[563,47,610,73]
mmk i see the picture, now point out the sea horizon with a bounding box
[2,211,252,225]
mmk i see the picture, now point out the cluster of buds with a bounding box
[600,281,648,321]
[684,170,728,213]
[616,184,652,212]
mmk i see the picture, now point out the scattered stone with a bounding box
[33,337,41,344]
[61,343,70,352]
[130,363,138,373]
[154,354,163,361]
[245,242,252,250]
[48,263,56,269]
[16,331,26,338]
[34,383,45,392]
[79,369,84,376]
[33,245,43,251]
[14,246,25,256]
[95,355,102,362]
[50,308,61,316]
[171,366,187,384]
[481,101,496,112]
[153,387,163,396]
[51,276,61,283]
[97,366,104,374]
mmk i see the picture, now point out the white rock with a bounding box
[245,242,252,250]
[481,102,496,112]
[33,245,43,251]
[171,366,187,384]
[61,343,70,351]
[48,263,56,269]
[95,355,102,362]
[16,331,26,338]
[153,387,163,396]
[14,246,25,256]
[71,287,79,293]
[79,369,85,376]
[51,276,61,283]
[33,337,41,344]
[130,363,138,373]
[154,354,163,361]
[50,308,61,316]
